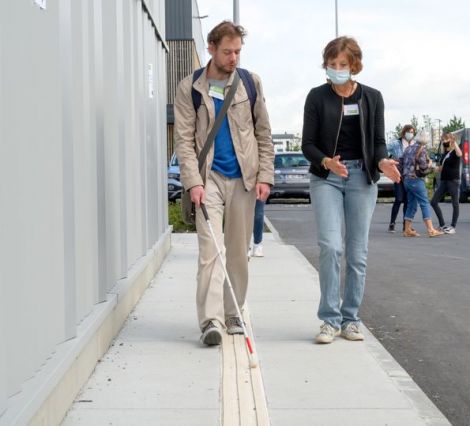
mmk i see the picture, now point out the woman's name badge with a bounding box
[343,104,359,116]
[209,85,225,100]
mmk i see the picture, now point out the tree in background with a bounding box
[411,115,419,131]
[394,123,403,139]
[443,115,465,133]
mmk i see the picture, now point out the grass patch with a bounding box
[168,199,271,233]
[168,200,196,233]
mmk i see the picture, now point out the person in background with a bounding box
[249,200,265,257]
[386,125,416,232]
[402,131,443,237]
[430,132,462,234]
[302,36,400,344]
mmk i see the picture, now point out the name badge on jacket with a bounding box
[343,104,359,116]
[209,85,225,100]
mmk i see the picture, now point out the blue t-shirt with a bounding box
[209,83,242,178]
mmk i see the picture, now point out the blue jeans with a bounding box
[310,160,378,330]
[403,177,431,221]
[253,199,265,244]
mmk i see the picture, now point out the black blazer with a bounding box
[302,82,388,183]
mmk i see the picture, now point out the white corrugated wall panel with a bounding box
[0,0,169,422]
[72,0,100,323]
[102,0,125,289]
[1,0,66,396]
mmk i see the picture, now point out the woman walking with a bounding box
[386,125,416,232]
[430,133,462,234]
[302,36,400,344]
[402,132,443,237]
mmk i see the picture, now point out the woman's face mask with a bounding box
[326,67,351,85]
[443,142,450,148]
[404,132,414,142]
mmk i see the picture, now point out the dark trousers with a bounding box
[253,199,265,244]
[430,179,460,227]
[390,181,408,224]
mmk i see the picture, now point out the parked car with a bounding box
[432,128,470,202]
[167,153,181,201]
[168,153,180,181]
[377,173,394,197]
[268,152,310,202]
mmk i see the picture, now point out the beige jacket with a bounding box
[174,65,274,191]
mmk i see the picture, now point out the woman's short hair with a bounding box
[400,124,416,139]
[441,132,456,142]
[207,21,247,47]
[322,36,363,74]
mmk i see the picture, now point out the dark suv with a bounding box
[268,152,311,202]
[433,128,470,202]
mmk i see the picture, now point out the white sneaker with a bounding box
[444,226,456,234]
[252,244,264,257]
[341,323,364,341]
[315,322,340,344]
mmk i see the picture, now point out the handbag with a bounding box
[414,145,433,178]
[180,72,241,224]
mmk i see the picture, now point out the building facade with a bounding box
[165,0,206,161]
[272,132,302,152]
[0,1,170,424]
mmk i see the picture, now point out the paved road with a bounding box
[265,200,470,426]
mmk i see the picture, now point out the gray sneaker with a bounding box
[225,316,244,335]
[341,323,364,341]
[201,321,222,346]
[315,322,340,344]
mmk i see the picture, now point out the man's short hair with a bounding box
[207,21,247,47]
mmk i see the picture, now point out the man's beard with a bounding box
[214,60,236,76]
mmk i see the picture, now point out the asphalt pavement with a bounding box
[264,200,470,426]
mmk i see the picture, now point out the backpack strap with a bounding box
[191,67,257,122]
[236,68,257,122]
[191,68,205,112]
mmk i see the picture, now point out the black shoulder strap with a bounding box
[191,67,257,120]
[237,68,257,121]
[191,68,205,112]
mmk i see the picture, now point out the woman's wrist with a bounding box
[378,158,387,171]
[321,157,331,170]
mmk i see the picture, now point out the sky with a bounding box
[196,0,470,138]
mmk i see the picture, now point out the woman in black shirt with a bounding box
[430,132,462,233]
[302,36,400,344]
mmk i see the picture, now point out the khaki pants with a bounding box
[195,171,256,331]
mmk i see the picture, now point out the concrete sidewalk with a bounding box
[62,231,450,426]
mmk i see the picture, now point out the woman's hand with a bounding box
[379,158,401,183]
[325,155,348,177]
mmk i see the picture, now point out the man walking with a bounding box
[174,21,274,346]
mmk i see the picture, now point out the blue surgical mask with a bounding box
[326,67,351,85]
[404,132,414,142]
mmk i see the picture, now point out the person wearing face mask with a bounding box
[386,125,416,232]
[430,132,462,234]
[401,131,443,237]
[302,36,401,344]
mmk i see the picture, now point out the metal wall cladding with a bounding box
[0,0,168,422]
